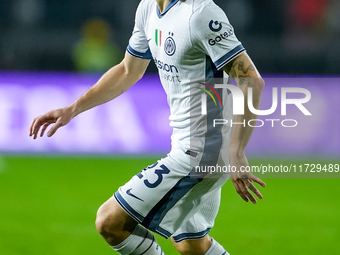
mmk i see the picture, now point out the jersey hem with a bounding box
[172,228,211,243]
[214,44,246,70]
[126,45,152,59]
[114,191,173,239]
[114,191,145,222]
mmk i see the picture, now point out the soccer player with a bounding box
[29,0,266,254]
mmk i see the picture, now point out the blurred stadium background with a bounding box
[0,0,339,254]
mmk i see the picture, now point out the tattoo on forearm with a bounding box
[230,60,255,85]
[232,61,255,76]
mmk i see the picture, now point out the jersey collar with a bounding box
[156,0,179,18]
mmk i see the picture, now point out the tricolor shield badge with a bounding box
[155,29,162,47]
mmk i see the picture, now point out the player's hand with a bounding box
[29,106,74,139]
[229,153,266,204]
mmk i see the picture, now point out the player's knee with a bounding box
[95,200,124,237]
[172,242,192,255]
[95,204,117,237]
[172,241,195,255]
[171,236,212,255]
[95,197,137,243]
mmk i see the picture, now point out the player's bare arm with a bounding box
[29,53,150,139]
[223,52,266,204]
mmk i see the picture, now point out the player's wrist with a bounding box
[67,103,78,119]
[229,145,246,159]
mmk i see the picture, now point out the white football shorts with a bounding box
[114,144,230,242]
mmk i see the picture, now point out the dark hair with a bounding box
[179,0,186,2]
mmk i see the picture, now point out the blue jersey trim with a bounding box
[127,45,152,59]
[206,55,224,79]
[142,174,203,233]
[114,190,172,239]
[214,44,245,70]
[114,191,145,222]
[196,56,224,169]
[172,228,211,243]
[156,0,179,18]
[154,226,172,239]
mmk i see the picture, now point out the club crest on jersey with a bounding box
[164,32,176,56]
[209,20,222,32]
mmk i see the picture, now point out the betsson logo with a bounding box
[154,57,181,83]
[153,57,178,73]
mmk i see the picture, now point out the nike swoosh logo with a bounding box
[147,38,152,42]
[126,188,144,202]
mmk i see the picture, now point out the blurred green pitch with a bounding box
[0,156,339,255]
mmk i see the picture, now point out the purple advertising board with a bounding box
[0,72,339,157]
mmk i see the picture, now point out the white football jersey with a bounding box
[127,0,245,151]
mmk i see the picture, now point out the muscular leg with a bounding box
[95,196,164,255]
[172,235,228,255]
[95,196,137,245]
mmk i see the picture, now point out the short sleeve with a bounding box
[190,3,245,70]
[127,1,152,59]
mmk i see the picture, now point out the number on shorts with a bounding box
[137,163,170,188]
